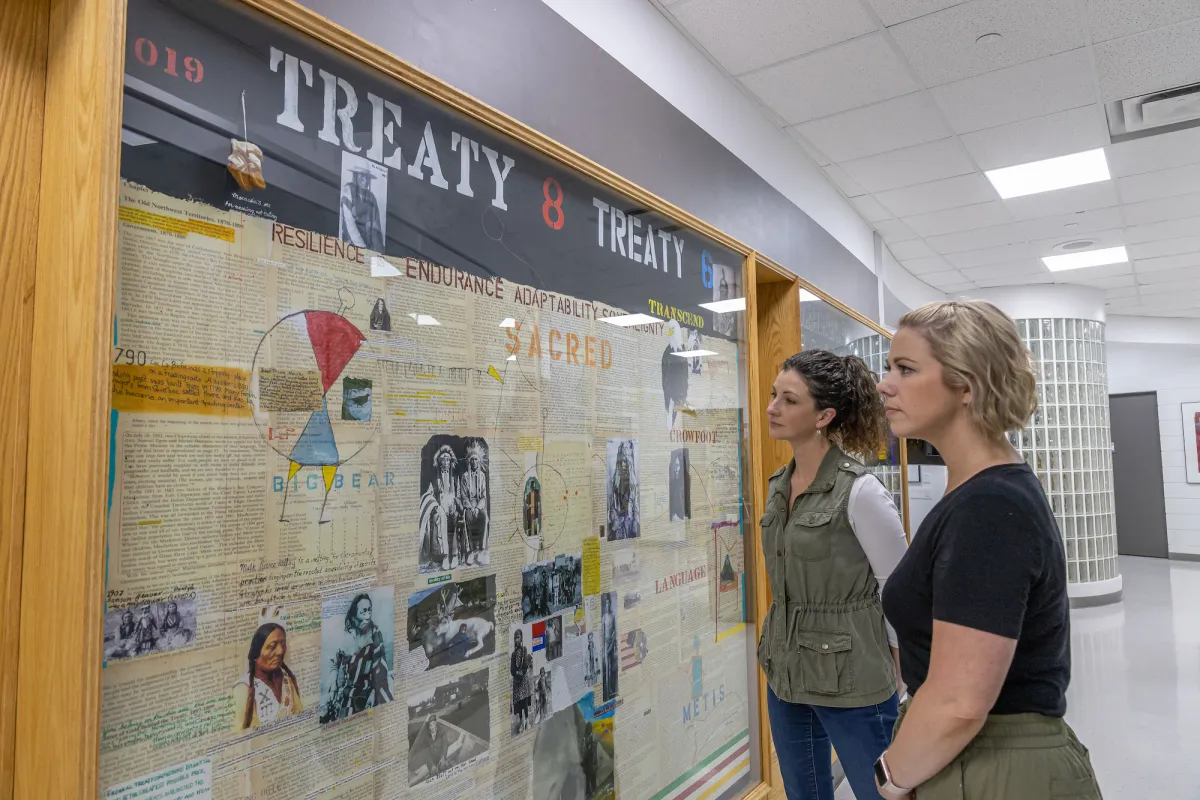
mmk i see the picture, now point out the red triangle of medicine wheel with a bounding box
[305,310,366,393]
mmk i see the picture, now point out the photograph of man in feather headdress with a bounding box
[418,435,491,572]
[605,438,640,541]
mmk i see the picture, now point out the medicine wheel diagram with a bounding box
[249,309,376,524]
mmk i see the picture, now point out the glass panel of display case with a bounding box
[101,1,760,797]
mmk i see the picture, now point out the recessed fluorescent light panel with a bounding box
[1041,246,1128,272]
[985,148,1110,199]
[699,298,746,313]
[670,349,718,358]
[600,313,662,327]
[408,313,441,326]
[799,289,820,303]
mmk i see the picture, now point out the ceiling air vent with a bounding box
[1107,81,1200,143]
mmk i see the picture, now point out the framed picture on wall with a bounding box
[1181,402,1200,484]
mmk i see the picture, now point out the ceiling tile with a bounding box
[1093,17,1200,101]
[1104,284,1141,299]
[1027,227,1126,256]
[669,0,876,76]
[1002,181,1120,221]
[929,49,1098,135]
[1136,264,1200,285]
[975,272,1058,287]
[942,282,980,292]
[921,268,971,286]
[1137,278,1200,297]
[839,138,975,193]
[741,34,920,124]
[874,173,997,217]
[889,239,939,260]
[1134,252,1200,273]
[903,200,1014,237]
[901,255,955,274]
[1129,235,1200,259]
[1125,216,1200,244]
[875,218,919,242]
[824,164,868,197]
[788,129,833,166]
[1074,273,1137,289]
[793,92,952,162]
[945,242,1035,268]
[889,0,1085,87]
[960,259,1046,280]
[1117,163,1200,204]
[1119,192,1200,226]
[867,0,968,26]
[1086,0,1200,42]
[1014,206,1124,240]
[1107,126,1200,177]
[925,222,1028,253]
[852,194,895,222]
[959,106,1109,170]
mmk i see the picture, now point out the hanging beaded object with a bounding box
[227,90,266,190]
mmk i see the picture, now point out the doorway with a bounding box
[1110,392,1169,558]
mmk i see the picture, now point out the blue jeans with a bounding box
[767,686,899,800]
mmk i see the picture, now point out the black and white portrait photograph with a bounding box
[103,596,196,660]
[319,587,396,724]
[685,328,703,375]
[418,435,491,572]
[611,547,640,588]
[509,622,549,735]
[369,297,391,332]
[341,377,372,422]
[605,439,640,541]
[406,668,490,787]
[523,475,542,537]
[662,320,691,429]
[670,447,691,521]
[584,630,600,686]
[601,591,619,703]
[530,694,615,800]
[711,261,741,337]
[406,576,496,671]
[522,553,583,623]
[546,615,563,661]
[338,151,387,253]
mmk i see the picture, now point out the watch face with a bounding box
[874,759,888,784]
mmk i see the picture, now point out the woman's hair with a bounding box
[780,349,885,456]
[344,593,373,633]
[898,300,1037,439]
[243,623,296,729]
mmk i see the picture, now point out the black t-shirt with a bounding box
[882,463,1070,716]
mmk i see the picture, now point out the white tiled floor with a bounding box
[835,555,1200,798]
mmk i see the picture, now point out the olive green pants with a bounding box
[895,702,1103,799]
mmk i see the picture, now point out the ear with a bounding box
[814,407,836,431]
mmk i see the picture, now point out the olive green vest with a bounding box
[756,445,897,708]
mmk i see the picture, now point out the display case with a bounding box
[3,2,907,797]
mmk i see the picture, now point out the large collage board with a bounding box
[100,1,757,798]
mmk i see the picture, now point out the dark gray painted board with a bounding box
[1111,392,1169,559]
[296,0,881,317]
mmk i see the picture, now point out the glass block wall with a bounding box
[842,333,903,511]
[1008,318,1120,585]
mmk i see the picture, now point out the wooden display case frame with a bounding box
[0,1,908,797]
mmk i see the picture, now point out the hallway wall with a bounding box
[1108,342,1200,558]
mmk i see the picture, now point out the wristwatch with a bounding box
[874,752,912,797]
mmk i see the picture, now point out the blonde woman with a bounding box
[874,301,1101,799]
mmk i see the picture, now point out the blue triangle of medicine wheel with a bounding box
[290,399,340,466]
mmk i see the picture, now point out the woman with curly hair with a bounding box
[758,349,908,800]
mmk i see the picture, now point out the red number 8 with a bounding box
[542,177,564,231]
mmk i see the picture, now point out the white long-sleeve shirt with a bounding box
[846,474,909,647]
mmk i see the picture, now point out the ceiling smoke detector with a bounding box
[1054,239,1098,252]
[975,32,1003,44]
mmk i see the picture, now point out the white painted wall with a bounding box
[539,0,940,316]
[1108,342,1200,556]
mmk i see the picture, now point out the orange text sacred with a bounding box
[505,323,613,368]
